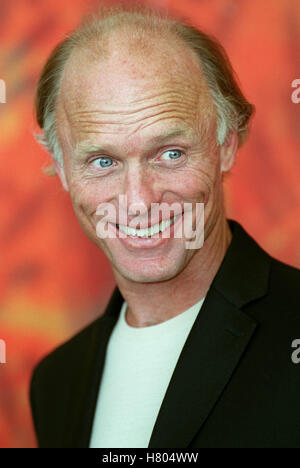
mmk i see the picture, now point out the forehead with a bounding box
[57,33,214,146]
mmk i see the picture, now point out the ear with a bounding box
[53,159,69,192]
[220,131,238,173]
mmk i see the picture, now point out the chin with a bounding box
[113,257,185,284]
[118,270,177,284]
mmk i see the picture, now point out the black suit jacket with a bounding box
[29,220,300,448]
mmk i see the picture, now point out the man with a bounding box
[30,4,300,448]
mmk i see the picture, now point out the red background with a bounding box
[0,0,299,448]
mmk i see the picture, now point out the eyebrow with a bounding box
[74,128,194,159]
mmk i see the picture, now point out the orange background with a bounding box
[0,0,299,448]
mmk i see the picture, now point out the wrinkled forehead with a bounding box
[58,32,213,121]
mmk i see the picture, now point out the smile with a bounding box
[116,215,178,238]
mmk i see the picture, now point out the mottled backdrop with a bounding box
[0,0,299,448]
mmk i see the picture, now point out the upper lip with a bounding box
[114,213,182,230]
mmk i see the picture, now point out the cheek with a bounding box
[171,165,216,203]
[69,179,112,216]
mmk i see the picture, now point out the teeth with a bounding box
[118,216,177,238]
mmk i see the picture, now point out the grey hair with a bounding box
[35,2,254,171]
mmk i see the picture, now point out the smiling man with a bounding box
[30,4,300,448]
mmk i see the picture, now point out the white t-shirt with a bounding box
[89,297,206,448]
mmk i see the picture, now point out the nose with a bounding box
[122,161,159,222]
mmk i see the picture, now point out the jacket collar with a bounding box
[213,219,271,307]
[67,219,271,448]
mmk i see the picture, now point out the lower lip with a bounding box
[109,214,183,250]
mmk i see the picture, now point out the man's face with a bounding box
[56,34,230,283]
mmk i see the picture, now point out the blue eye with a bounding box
[92,157,114,168]
[161,150,183,160]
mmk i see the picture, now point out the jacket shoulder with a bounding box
[31,286,122,383]
[270,255,300,282]
[31,314,103,384]
[29,314,106,447]
[268,256,300,307]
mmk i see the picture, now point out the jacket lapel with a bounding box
[148,220,271,448]
[148,287,257,448]
[63,288,123,448]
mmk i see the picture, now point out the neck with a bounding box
[113,217,232,328]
